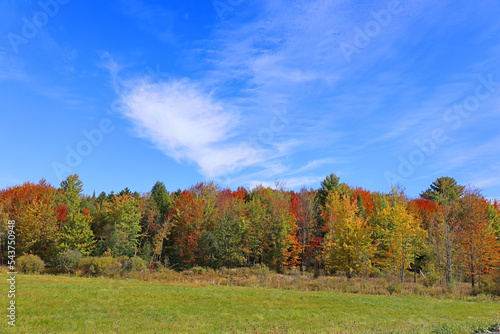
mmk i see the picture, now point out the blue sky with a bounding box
[1,0,500,199]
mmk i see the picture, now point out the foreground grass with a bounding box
[1,274,499,333]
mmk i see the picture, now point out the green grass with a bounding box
[1,274,499,333]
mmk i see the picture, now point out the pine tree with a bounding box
[421,177,464,206]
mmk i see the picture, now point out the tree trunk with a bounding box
[400,256,405,284]
[471,261,475,288]
[445,242,452,285]
[413,253,417,283]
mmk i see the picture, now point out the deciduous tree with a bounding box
[0,180,60,261]
[456,189,500,287]
[321,192,375,278]
[379,189,427,283]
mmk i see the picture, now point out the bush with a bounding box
[118,255,147,273]
[386,283,402,295]
[129,256,147,272]
[189,266,207,275]
[17,254,45,274]
[58,249,82,273]
[423,272,441,288]
[77,257,122,277]
[116,255,130,273]
[251,263,272,283]
[77,257,96,276]
[477,277,500,296]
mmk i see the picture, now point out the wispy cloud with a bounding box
[117,77,268,178]
[472,177,500,189]
[117,0,177,44]
[106,0,500,191]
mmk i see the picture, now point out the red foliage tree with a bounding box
[170,190,205,265]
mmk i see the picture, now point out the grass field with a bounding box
[1,274,499,333]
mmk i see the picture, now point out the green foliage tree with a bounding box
[97,194,142,257]
[317,173,340,208]
[59,174,84,215]
[421,177,464,206]
[486,200,500,240]
[420,177,464,285]
[57,175,95,255]
[251,186,299,271]
[151,181,172,216]
[58,210,96,255]
[198,189,248,268]
[356,193,367,219]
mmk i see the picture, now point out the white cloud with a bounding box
[118,78,267,178]
[108,0,500,192]
[472,177,500,189]
[294,158,339,174]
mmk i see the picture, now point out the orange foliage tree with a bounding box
[456,189,500,287]
[0,180,60,261]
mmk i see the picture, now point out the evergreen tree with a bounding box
[59,174,84,215]
[317,173,340,208]
[421,177,464,206]
[356,193,367,219]
[151,181,172,216]
[58,175,95,255]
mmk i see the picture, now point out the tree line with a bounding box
[1,174,499,287]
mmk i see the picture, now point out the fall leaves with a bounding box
[0,175,499,287]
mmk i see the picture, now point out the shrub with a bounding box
[58,249,82,273]
[17,254,45,274]
[386,283,402,295]
[116,255,131,273]
[77,257,122,277]
[77,257,97,276]
[251,263,272,283]
[99,257,122,277]
[189,266,207,275]
[477,277,500,296]
[129,256,147,272]
[423,272,441,288]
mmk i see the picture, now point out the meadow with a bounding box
[2,273,499,334]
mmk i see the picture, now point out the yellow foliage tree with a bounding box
[379,189,427,283]
[322,192,375,278]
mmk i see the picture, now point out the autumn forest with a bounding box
[1,174,500,292]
